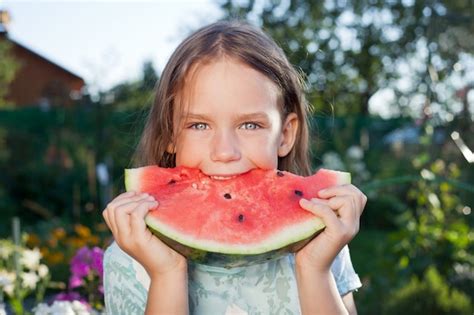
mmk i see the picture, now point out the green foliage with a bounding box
[219,0,474,119]
[390,127,473,282]
[107,60,158,111]
[384,266,473,315]
[0,106,143,232]
[0,40,21,108]
[349,229,397,315]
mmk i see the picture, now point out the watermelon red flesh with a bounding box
[125,166,350,257]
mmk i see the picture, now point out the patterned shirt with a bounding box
[104,242,361,314]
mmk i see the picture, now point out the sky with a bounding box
[1,1,472,119]
[0,0,223,93]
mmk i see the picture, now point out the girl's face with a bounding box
[172,57,298,178]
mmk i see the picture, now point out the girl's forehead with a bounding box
[176,57,281,111]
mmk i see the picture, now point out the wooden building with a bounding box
[0,10,85,107]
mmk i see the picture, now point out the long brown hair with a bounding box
[133,20,312,176]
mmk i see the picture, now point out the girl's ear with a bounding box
[278,113,299,157]
[166,143,176,154]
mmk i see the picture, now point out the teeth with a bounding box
[211,175,237,180]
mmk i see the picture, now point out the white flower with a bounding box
[21,271,39,290]
[33,303,51,315]
[0,244,12,260]
[3,283,14,297]
[0,270,14,287]
[71,300,91,315]
[347,145,364,160]
[20,248,42,270]
[33,301,93,315]
[1,271,15,296]
[49,301,76,315]
[38,264,49,279]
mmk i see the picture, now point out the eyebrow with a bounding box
[182,112,271,121]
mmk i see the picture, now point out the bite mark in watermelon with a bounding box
[125,166,350,268]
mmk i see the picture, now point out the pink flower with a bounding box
[69,274,83,289]
[91,247,104,277]
[67,246,105,301]
[55,291,83,302]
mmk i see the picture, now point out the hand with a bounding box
[102,191,187,277]
[295,184,367,272]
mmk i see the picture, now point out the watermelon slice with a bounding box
[125,166,350,268]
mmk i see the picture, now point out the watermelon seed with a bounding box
[224,193,232,199]
[277,171,284,177]
[238,214,244,222]
[168,179,176,185]
[294,190,303,196]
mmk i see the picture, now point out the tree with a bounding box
[218,0,474,120]
[107,60,159,111]
[0,39,20,108]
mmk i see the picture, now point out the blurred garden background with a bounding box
[0,0,473,314]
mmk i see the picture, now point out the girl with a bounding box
[102,20,366,315]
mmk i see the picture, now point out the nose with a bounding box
[210,130,241,162]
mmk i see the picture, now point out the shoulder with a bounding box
[103,242,149,315]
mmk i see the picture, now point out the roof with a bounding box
[1,33,85,82]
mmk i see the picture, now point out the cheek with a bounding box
[246,132,281,167]
[174,134,204,167]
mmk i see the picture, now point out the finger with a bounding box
[336,196,359,233]
[102,209,115,235]
[116,199,158,243]
[313,195,360,226]
[113,191,138,202]
[129,200,159,242]
[105,205,119,239]
[300,198,341,229]
[319,185,367,210]
[106,194,156,240]
[327,195,350,211]
[309,197,340,216]
[111,193,157,210]
[318,184,357,198]
[309,197,329,205]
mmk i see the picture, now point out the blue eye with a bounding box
[190,123,208,130]
[241,122,260,130]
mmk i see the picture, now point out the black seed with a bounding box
[294,190,303,196]
[168,179,176,185]
[224,193,232,199]
[238,214,244,222]
[277,171,284,177]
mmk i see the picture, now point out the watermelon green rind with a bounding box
[144,214,325,255]
[124,168,140,192]
[146,225,325,268]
